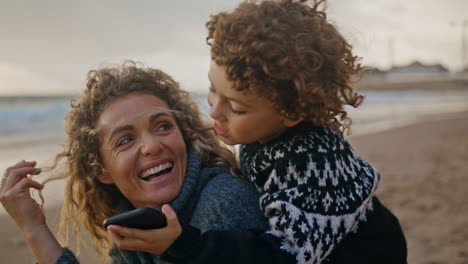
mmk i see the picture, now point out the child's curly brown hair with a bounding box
[206,0,364,133]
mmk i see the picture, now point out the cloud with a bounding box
[329,0,467,69]
[97,51,212,93]
[0,0,240,95]
[0,62,69,95]
[0,0,466,95]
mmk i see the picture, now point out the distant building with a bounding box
[388,61,449,75]
[360,66,386,81]
[362,61,451,82]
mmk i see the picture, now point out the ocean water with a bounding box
[1,89,468,145]
[0,96,71,134]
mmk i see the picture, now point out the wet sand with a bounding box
[1,111,467,263]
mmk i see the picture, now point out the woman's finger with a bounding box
[107,229,144,251]
[2,167,41,191]
[3,161,36,176]
[12,177,44,193]
[0,177,42,215]
[162,204,180,231]
[3,178,43,201]
[1,165,37,193]
[107,225,147,239]
[1,161,30,189]
[107,228,124,241]
[118,238,144,251]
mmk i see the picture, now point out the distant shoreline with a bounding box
[0,95,78,103]
[1,76,468,99]
[355,77,468,91]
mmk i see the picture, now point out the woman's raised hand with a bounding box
[0,160,65,264]
[106,204,183,256]
[0,160,45,234]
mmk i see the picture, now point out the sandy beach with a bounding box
[1,111,467,263]
[349,111,468,264]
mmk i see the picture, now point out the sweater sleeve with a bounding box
[247,129,380,264]
[54,248,80,264]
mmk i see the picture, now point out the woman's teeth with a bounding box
[140,162,173,180]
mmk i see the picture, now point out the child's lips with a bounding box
[213,123,227,136]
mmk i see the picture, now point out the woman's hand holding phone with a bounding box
[106,204,182,255]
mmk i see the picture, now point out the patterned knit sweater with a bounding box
[240,122,380,264]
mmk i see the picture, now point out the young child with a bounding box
[159,1,407,263]
[203,0,407,263]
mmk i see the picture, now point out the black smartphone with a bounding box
[103,207,167,230]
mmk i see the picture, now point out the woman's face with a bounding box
[96,93,187,209]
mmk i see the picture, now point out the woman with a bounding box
[0,61,271,263]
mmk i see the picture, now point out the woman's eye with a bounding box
[156,123,172,132]
[116,136,133,147]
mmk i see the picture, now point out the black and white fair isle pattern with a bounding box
[240,126,380,264]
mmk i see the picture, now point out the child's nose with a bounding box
[209,99,224,121]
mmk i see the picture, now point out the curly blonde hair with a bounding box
[50,61,239,260]
[206,0,364,133]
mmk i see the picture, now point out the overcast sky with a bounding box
[0,0,467,95]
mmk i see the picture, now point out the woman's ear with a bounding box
[97,172,114,184]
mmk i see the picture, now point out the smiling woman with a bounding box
[96,94,188,209]
[0,61,272,263]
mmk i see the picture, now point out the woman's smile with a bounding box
[139,160,173,182]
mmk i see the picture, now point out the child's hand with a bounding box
[107,204,182,255]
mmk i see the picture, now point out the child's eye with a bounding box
[209,86,216,94]
[230,108,246,115]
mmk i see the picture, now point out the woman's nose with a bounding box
[140,134,163,155]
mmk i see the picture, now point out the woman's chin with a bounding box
[144,185,181,208]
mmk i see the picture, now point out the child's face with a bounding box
[207,60,296,145]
